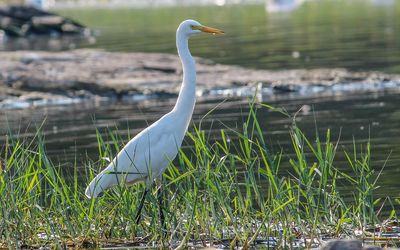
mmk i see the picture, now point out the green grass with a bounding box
[0,102,397,249]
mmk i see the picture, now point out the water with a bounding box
[58,1,400,73]
[3,1,400,72]
[1,1,400,200]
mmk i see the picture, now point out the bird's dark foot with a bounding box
[157,186,167,239]
[135,188,148,224]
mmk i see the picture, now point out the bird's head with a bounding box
[177,19,224,37]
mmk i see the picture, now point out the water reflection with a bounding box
[0,34,95,51]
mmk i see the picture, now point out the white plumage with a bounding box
[85,19,224,198]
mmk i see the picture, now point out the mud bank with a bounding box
[1,49,400,109]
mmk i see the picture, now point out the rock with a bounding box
[320,240,397,250]
[0,49,400,109]
[0,5,88,37]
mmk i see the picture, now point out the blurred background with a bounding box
[1,0,400,72]
[1,0,400,201]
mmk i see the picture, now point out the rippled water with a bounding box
[1,1,400,201]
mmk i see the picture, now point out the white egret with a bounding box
[85,20,224,221]
[265,0,305,12]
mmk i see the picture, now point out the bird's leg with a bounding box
[135,188,148,224]
[156,178,166,238]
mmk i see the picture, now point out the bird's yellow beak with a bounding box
[192,25,225,35]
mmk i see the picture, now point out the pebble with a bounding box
[321,240,398,250]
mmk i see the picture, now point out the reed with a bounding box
[0,103,395,248]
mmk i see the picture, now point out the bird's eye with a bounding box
[191,25,201,31]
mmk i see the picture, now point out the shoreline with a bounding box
[1,49,400,109]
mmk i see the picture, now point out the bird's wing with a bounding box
[111,120,180,178]
[85,114,182,198]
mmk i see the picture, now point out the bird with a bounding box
[265,0,305,12]
[85,20,224,222]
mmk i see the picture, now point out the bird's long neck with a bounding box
[173,33,196,117]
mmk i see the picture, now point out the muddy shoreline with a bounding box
[1,49,400,108]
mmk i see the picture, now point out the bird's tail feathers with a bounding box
[85,172,117,198]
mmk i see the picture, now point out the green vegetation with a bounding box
[0,103,397,248]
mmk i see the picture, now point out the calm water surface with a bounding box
[0,1,400,200]
[3,2,400,72]
[48,1,400,73]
